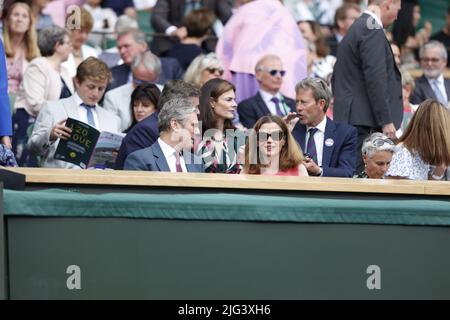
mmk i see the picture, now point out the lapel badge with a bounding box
[325,138,334,147]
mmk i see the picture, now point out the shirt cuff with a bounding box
[165,26,177,36]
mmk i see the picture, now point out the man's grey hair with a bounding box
[295,77,332,112]
[255,54,282,73]
[118,28,148,45]
[131,51,162,76]
[38,25,69,57]
[419,40,448,60]
[114,14,139,34]
[361,132,395,159]
[158,98,197,132]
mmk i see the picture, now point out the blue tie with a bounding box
[307,128,318,164]
[271,96,284,117]
[81,103,96,128]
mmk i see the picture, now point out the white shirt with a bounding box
[426,74,448,104]
[259,90,286,116]
[73,93,101,130]
[306,116,327,167]
[363,9,383,30]
[157,138,187,173]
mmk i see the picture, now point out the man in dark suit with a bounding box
[292,78,357,177]
[411,40,450,106]
[150,0,233,56]
[326,3,361,57]
[108,29,184,91]
[124,98,204,172]
[332,0,402,172]
[237,55,296,129]
[115,80,200,170]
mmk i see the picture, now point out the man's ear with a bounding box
[74,77,80,89]
[170,118,178,131]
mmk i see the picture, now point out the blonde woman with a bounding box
[184,52,224,88]
[3,2,40,94]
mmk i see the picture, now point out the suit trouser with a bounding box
[354,125,382,173]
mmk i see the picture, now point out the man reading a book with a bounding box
[123,98,204,172]
[28,57,121,168]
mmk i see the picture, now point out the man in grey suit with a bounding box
[332,0,402,172]
[150,0,233,56]
[124,98,204,172]
[411,41,450,107]
[28,57,121,169]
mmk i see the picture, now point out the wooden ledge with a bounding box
[4,167,450,196]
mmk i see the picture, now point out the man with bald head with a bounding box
[237,54,296,129]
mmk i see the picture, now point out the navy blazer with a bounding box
[108,57,184,91]
[115,111,159,170]
[292,117,358,177]
[124,140,205,172]
[410,75,450,105]
[237,92,296,129]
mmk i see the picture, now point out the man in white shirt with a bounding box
[411,40,450,107]
[124,97,204,172]
[237,54,296,129]
[291,77,358,177]
[28,57,121,169]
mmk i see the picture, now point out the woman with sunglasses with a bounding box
[355,132,395,179]
[386,99,450,180]
[184,52,224,88]
[243,115,308,176]
[197,78,246,173]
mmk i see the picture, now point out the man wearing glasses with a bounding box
[237,55,296,129]
[411,41,450,107]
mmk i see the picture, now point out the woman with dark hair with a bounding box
[197,78,246,173]
[391,0,431,68]
[386,99,450,180]
[243,115,308,176]
[124,83,161,133]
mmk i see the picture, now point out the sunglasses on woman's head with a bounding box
[373,138,394,147]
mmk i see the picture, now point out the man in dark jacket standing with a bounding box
[332,0,403,172]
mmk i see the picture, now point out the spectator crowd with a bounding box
[0,0,450,181]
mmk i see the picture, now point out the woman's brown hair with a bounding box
[244,116,304,174]
[400,99,450,166]
[198,78,236,134]
[3,2,40,61]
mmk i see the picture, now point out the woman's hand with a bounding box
[0,136,12,149]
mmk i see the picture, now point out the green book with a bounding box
[54,118,124,169]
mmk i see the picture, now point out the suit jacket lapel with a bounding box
[256,92,271,117]
[421,76,437,100]
[152,142,171,171]
[62,96,80,120]
[322,118,335,168]
[445,79,450,102]
[293,122,307,151]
